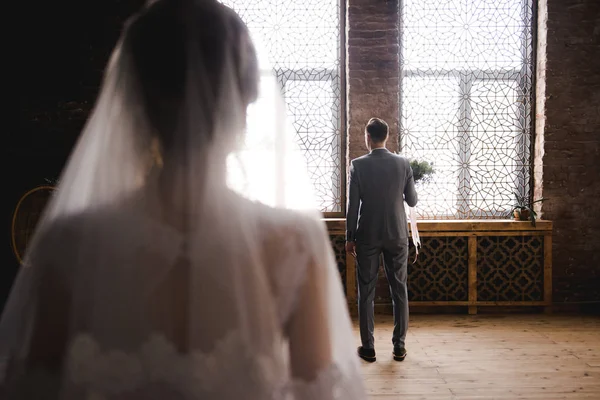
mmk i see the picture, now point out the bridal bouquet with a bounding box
[406,158,435,262]
[409,159,435,185]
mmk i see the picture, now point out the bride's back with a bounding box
[44,0,274,355]
[24,192,321,398]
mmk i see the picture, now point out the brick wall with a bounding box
[541,0,600,302]
[347,0,399,162]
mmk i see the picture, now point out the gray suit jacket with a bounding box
[346,148,418,243]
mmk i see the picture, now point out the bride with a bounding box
[0,0,366,398]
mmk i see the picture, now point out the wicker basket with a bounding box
[11,185,56,264]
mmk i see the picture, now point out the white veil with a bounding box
[0,0,365,398]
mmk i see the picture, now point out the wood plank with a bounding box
[468,235,478,314]
[407,301,550,306]
[355,314,600,399]
[471,301,550,306]
[544,233,553,313]
[323,218,553,232]
[406,220,552,232]
[416,231,547,237]
[324,218,345,234]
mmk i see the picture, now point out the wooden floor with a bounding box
[354,314,600,399]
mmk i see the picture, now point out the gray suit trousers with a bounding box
[356,239,409,349]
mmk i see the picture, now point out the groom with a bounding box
[346,117,418,363]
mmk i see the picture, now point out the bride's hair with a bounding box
[122,0,259,156]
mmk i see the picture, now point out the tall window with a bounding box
[400,0,534,219]
[221,0,343,214]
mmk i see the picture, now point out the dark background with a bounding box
[5,0,145,307]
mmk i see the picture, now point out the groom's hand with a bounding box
[345,241,357,258]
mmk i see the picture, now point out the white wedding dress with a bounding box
[1,190,365,400]
[0,1,366,398]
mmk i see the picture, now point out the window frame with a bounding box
[398,0,537,220]
[276,66,345,217]
[219,0,347,217]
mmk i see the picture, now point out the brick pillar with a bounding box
[346,0,400,165]
[542,0,600,303]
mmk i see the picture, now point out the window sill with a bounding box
[323,218,553,235]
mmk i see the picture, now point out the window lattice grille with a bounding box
[400,0,534,219]
[220,0,343,213]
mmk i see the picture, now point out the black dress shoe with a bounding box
[357,346,376,362]
[393,346,407,361]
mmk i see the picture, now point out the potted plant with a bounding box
[509,192,545,226]
[409,159,435,185]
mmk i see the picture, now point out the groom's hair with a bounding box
[365,118,389,143]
